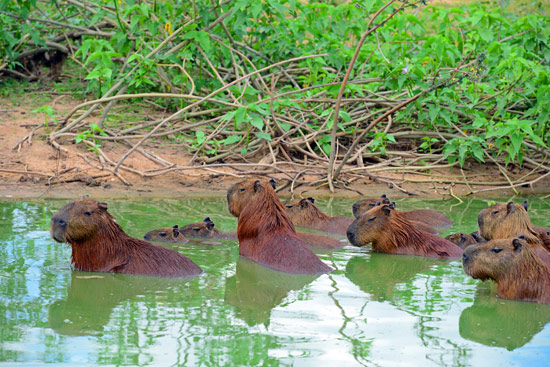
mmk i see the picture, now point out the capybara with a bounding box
[445,232,484,249]
[143,225,190,243]
[352,195,453,228]
[283,197,354,236]
[478,202,550,251]
[227,179,332,274]
[50,198,202,277]
[459,288,550,351]
[179,217,237,240]
[346,204,462,259]
[462,237,550,304]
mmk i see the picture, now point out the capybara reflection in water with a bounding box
[352,194,453,228]
[445,232,484,249]
[462,237,550,304]
[283,197,353,236]
[143,225,189,243]
[227,179,332,274]
[50,198,202,277]
[347,204,462,259]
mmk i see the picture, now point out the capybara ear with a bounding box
[471,232,480,241]
[382,205,391,216]
[382,197,391,204]
[460,233,467,242]
[206,220,215,230]
[172,225,179,229]
[204,217,212,223]
[98,202,108,211]
[517,234,526,240]
[381,194,387,199]
[300,199,310,208]
[254,180,262,193]
[522,200,528,211]
[173,227,180,238]
[389,201,396,209]
[307,197,315,203]
[506,202,515,214]
[269,178,276,189]
[375,201,381,206]
[512,238,523,252]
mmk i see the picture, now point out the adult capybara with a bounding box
[445,232,484,249]
[50,198,202,277]
[143,225,189,243]
[227,179,332,274]
[346,204,462,259]
[462,237,550,304]
[352,195,453,228]
[283,197,353,236]
[179,217,237,240]
[478,202,550,251]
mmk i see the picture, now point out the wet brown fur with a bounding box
[50,198,202,277]
[478,202,550,252]
[463,238,550,304]
[143,225,189,243]
[227,180,332,274]
[445,232,482,249]
[347,205,462,259]
[283,198,353,236]
[179,218,237,240]
[352,196,453,228]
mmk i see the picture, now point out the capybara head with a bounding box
[283,197,316,219]
[462,237,528,281]
[143,225,187,242]
[352,194,390,218]
[179,217,217,238]
[477,202,536,241]
[227,179,276,217]
[445,232,479,249]
[347,204,394,247]
[50,198,110,243]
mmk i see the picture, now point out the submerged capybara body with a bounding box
[347,204,462,259]
[463,238,550,304]
[227,179,332,274]
[50,198,202,277]
[143,225,189,243]
[283,197,353,236]
[352,195,453,228]
[445,232,484,249]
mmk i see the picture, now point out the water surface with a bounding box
[1,197,549,366]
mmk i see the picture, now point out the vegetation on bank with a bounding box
[1,0,549,192]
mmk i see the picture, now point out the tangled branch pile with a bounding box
[2,0,550,193]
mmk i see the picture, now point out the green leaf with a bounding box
[255,132,272,141]
[223,135,242,145]
[250,115,264,130]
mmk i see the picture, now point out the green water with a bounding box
[1,197,549,366]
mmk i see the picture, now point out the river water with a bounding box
[1,197,549,366]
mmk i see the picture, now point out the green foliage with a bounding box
[1,0,549,168]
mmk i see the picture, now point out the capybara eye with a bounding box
[369,203,375,207]
[84,211,92,216]
[490,248,503,254]
[491,210,499,215]
[159,233,167,237]
[286,205,293,209]
[367,217,376,222]
[193,228,200,231]
[239,188,245,193]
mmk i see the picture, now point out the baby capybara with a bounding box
[179,217,237,240]
[143,225,189,243]
[445,232,484,249]
[50,198,202,277]
[462,237,550,304]
[283,197,353,236]
[227,179,332,274]
[346,204,462,259]
[478,202,550,251]
[352,194,453,228]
